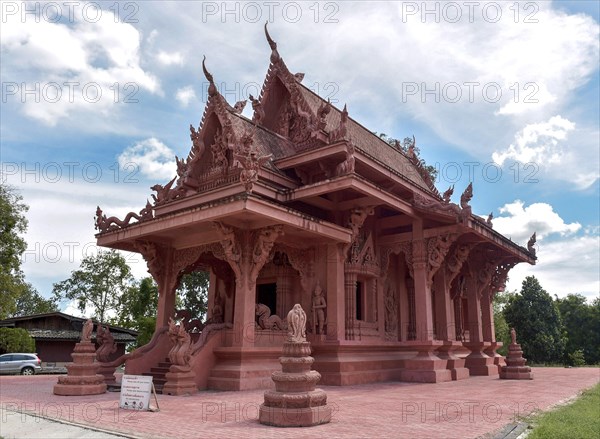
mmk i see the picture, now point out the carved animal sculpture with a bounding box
[175,309,205,333]
[96,325,117,362]
[94,202,153,233]
[255,303,287,330]
[167,318,192,367]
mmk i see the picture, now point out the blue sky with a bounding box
[1,1,598,304]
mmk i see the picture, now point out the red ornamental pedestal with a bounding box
[500,343,534,380]
[162,364,198,396]
[259,341,331,427]
[54,341,107,396]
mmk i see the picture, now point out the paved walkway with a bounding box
[1,368,598,439]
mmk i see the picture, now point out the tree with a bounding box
[493,290,516,356]
[556,294,600,365]
[503,276,565,364]
[176,271,209,320]
[116,277,158,348]
[0,328,35,354]
[10,284,59,317]
[52,250,133,323]
[0,184,29,319]
[117,277,158,328]
[378,134,438,183]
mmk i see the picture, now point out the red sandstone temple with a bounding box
[94,26,536,391]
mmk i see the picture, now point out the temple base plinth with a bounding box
[163,365,198,396]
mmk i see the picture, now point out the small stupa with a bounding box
[54,319,107,395]
[259,303,331,427]
[500,328,534,380]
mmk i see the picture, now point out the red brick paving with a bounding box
[1,368,598,439]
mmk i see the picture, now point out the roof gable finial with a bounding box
[203,55,217,97]
[264,22,280,63]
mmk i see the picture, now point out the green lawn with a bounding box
[526,383,600,439]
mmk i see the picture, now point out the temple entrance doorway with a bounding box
[257,283,277,316]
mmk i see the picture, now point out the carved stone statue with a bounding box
[312,282,327,335]
[96,325,117,362]
[486,212,493,227]
[527,232,537,257]
[460,183,473,209]
[81,319,93,343]
[510,327,517,345]
[442,185,454,203]
[255,303,287,330]
[167,318,192,367]
[233,100,247,114]
[209,295,224,324]
[287,304,307,343]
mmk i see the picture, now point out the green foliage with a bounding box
[117,277,158,329]
[176,271,209,320]
[0,328,35,354]
[0,184,29,319]
[503,276,565,364]
[527,383,600,439]
[377,133,438,183]
[133,316,157,349]
[567,349,586,367]
[11,284,59,317]
[493,291,516,356]
[555,294,600,365]
[52,250,133,323]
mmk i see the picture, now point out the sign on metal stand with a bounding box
[120,375,159,412]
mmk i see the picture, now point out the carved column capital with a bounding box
[425,233,458,286]
[133,240,168,282]
[251,225,284,279]
[445,243,476,284]
[213,222,241,276]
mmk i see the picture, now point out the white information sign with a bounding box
[120,375,153,411]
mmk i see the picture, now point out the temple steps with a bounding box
[142,358,171,394]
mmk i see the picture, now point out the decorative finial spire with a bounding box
[264,22,280,63]
[527,232,537,257]
[202,55,217,97]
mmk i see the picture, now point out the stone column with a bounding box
[344,271,357,340]
[326,244,345,341]
[412,239,434,342]
[463,258,498,376]
[433,270,455,342]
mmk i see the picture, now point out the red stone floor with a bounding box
[1,368,599,439]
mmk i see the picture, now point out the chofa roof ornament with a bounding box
[264,22,280,63]
[202,55,217,97]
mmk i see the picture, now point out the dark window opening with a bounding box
[356,281,363,321]
[257,283,277,316]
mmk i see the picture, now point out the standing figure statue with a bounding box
[312,282,327,335]
[287,304,307,343]
[510,327,517,345]
[81,319,94,343]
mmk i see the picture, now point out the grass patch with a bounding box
[526,383,600,439]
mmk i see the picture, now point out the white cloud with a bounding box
[493,200,581,243]
[118,138,176,180]
[492,116,599,188]
[505,235,599,301]
[492,115,575,165]
[175,86,196,107]
[1,3,160,126]
[156,50,184,66]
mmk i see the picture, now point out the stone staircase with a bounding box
[143,358,171,394]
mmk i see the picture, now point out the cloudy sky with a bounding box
[1,1,598,304]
